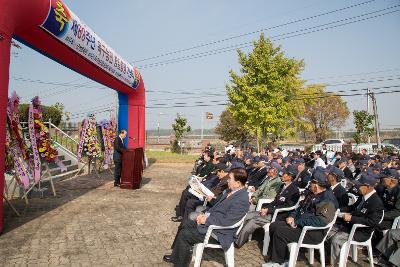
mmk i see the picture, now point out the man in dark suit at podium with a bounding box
[113,129,127,187]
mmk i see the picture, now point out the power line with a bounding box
[145,86,400,108]
[137,7,400,69]
[305,67,400,81]
[131,0,378,63]
[148,75,400,102]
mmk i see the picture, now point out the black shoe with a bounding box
[163,254,173,263]
[375,256,391,267]
[114,183,120,187]
[171,216,183,222]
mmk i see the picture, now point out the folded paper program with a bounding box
[187,175,215,200]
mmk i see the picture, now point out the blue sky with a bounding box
[8,0,400,130]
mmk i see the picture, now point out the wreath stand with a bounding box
[6,174,29,205]
[75,156,100,178]
[37,162,57,197]
[98,158,114,175]
[3,177,21,217]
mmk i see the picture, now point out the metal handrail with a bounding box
[20,121,79,159]
[49,122,79,146]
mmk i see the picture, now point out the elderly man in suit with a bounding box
[163,167,250,267]
[327,166,349,208]
[264,171,338,267]
[329,174,384,265]
[113,129,127,187]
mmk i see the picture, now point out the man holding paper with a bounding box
[329,174,384,265]
[163,167,249,266]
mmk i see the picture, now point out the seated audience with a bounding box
[235,166,300,248]
[329,174,384,265]
[264,171,338,266]
[250,163,282,205]
[327,166,349,208]
[380,170,400,230]
[375,229,400,267]
[163,167,250,267]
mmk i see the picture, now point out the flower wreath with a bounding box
[31,96,59,163]
[82,114,101,158]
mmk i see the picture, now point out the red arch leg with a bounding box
[0,31,11,234]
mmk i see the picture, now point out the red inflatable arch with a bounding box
[0,0,145,233]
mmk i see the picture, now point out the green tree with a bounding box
[19,103,63,126]
[353,110,374,144]
[214,109,253,145]
[226,34,304,151]
[171,113,191,153]
[300,85,350,143]
[51,102,70,123]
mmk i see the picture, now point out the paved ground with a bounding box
[1,162,370,266]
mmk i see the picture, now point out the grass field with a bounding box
[145,150,199,163]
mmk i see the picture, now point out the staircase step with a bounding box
[41,159,73,170]
[49,164,78,176]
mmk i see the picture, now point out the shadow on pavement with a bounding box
[2,171,114,235]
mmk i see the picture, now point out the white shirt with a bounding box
[363,189,376,201]
[331,183,340,191]
[314,158,326,169]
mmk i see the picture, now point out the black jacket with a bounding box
[247,166,268,188]
[201,174,220,189]
[340,191,384,242]
[113,136,125,162]
[294,169,311,189]
[332,184,349,208]
[262,182,300,220]
[290,189,339,228]
[382,184,400,220]
[342,167,354,180]
[196,160,214,177]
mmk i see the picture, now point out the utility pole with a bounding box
[366,88,370,144]
[201,111,204,140]
[370,92,381,150]
[157,112,164,144]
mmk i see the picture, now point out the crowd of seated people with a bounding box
[163,145,400,267]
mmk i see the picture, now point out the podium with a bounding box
[120,148,144,189]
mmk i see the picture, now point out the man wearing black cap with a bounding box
[327,166,349,208]
[265,171,338,266]
[337,158,354,180]
[380,170,400,230]
[329,174,384,265]
[294,158,311,189]
[247,157,268,189]
[235,165,300,248]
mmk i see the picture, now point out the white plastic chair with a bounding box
[286,209,339,267]
[382,215,400,235]
[262,199,301,256]
[246,198,274,241]
[192,214,247,267]
[347,193,358,206]
[256,198,274,211]
[334,210,384,267]
[340,179,347,188]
